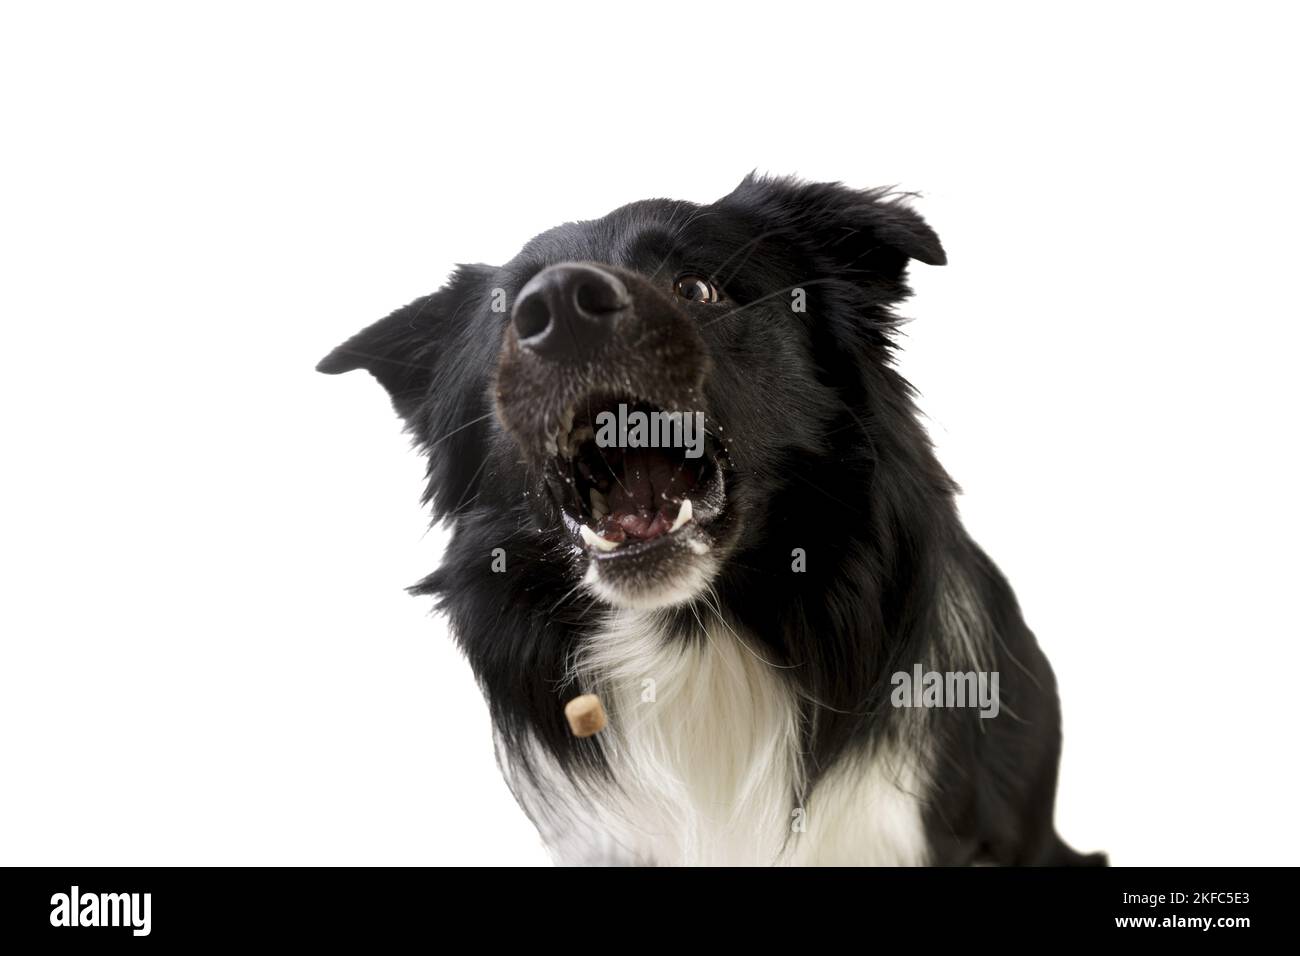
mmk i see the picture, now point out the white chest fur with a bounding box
[504,609,931,866]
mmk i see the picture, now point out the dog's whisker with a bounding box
[708,229,784,287]
[443,455,491,518]
[640,205,704,282]
[700,277,843,329]
[423,410,495,451]
[699,585,801,671]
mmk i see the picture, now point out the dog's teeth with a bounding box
[580,524,620,552]
[669,497,692,532]
[590,488,608,519]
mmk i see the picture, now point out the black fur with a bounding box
[319,174,1103,866]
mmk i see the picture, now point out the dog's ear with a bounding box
[724,174,946,276]
[316,264,493,419]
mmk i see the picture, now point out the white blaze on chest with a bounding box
[515,609,931,866]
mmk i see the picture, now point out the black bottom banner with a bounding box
[0,865,1280,944]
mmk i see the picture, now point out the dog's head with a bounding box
[319,176,944,611]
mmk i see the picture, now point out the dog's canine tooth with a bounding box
[590,488,608,518]
[580,524,619,552]
[670,497,692,532]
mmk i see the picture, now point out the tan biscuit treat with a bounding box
[564,694,606,737]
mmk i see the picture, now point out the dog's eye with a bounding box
[673,273,721,304]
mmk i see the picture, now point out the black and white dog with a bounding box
[319,175,1103,866]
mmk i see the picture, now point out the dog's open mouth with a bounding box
[546,397,727,558]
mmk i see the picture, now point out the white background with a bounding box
[2,1,1296,866]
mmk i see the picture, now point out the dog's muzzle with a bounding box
[494,262,732,592]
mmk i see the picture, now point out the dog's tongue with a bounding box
[597,447,689,542]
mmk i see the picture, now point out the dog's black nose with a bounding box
[512,263,629,362]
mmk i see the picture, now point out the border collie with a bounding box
[318,175,1103,866]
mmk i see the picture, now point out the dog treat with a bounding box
[564,694,607,737]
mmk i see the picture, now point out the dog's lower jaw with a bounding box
[578,538,723,610]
